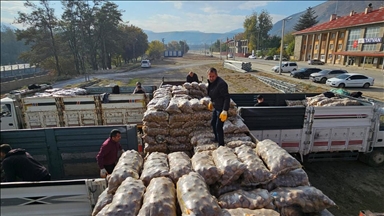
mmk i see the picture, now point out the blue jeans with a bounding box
[211,109,224,146]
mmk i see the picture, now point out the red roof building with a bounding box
[293,6,384,69]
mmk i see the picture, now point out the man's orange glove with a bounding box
[219,111,228,122]
[208,102,213,111]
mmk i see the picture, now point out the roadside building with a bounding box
[293,5,384,69]
[227,39,249,57]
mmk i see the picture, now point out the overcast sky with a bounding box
[1,1,325,33]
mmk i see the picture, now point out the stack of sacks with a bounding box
[306,94,361,107]
[33,87,87,97]
[142,82,252,154]
[91,150,144,216]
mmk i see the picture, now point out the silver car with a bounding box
[309,69,348,83]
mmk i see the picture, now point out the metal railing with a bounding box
[253,75,299,93]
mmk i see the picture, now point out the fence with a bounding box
[0,125,138,180]
[1,64,46,82]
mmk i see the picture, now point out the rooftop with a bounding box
[294,7,384,35]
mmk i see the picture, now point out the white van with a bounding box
[271,62,298,73]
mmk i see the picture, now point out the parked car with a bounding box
[264,56,273,60]
[308,59,325,65]
[271,62,298,73]
[141,60,151,68]
[309,69,348,83]
[326,73,374,88]
[290,68,322,79]
[248,55,257,59]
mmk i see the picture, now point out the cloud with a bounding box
[1,1,30,14]
[173,1,182,9]
[238,1,269,10]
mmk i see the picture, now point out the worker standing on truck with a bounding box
[96,129,124,178]
[186,71,199,83]
[207,67,230,146]
[133,82,146,94]
[0,144,51,182]
[254,95,269,106]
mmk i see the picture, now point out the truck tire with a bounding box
[368,150,384,167]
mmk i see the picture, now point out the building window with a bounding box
[315,44,318,50]
[346,28,360,51]
[338,44,343,50]
[329,44,334,50]
[362,26,381,51]
[318,34,321,40]
[328,54,332,59]
[314,54,318,59]
[331,33,336,38]
[309,45,312,50]
[320,55,325,60]
[337,55,341,60]
[340,32,345,38]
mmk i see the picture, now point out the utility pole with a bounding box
[219,39,222,60]
[279,17,292,75]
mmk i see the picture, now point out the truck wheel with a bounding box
[320,77,327,83]
[368,150,384,167]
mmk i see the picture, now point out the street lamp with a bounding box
[279,16,292,75]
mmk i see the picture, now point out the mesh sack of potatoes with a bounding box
[190,81,200,89]
[144,143,168,154]
[199,83,208,95]
[225,135,252,143]
[143,135,157,145]
[209,179,244,198]
[95,203,111,216]
[166,98,182,114]
[256,139,302,176]
[182,120,207,129]
[172,89,189,95]
[143,126,169,136]
[232,116,250,133]
[285,100,304,107]
[228,108,237,117]
[189,98,206,111]
[140,152,169,186]
[107,150,143,194]
[307,95,327,106]
[223,120,237,134]
[183,82,193,89]
[317,98,339,106]
[153,96,171,110]
[165,136,180,145]
[270,186,336,213]
[168,152,193,183]
[191,151,221,185]
[167,143,193,152]
[169,127,193,137]
[169,113,192,123]
[190,132,215,145]
[178,98,194,113]
[92,188,113,216]
[218,188,273,209]
[212,146,247,186]
[143,121,168,128]
[154,87,172,97]
[137,177,177,216]
[234,145,273,186]
[102,177,146,216]
[226,140,256,149]
[195,137,216,146]
[200,96,211,106]
[177,172,222,216]
[193,111,213,121]
[262,168,310,191]
[189,89,205,98]
[169,121,184,129]
[194,143,218,153]
[229,98,237,108]
[221,208,280,216]
[342,98,361,106]
[143,110,169,122]
[176,136,188,143]
[322,101,345,106]
[279,206,305,216]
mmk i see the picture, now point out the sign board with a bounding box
[358,37,382,44]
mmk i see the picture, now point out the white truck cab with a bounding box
[1,97,20,130]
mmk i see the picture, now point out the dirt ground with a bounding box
[135,54,383,216]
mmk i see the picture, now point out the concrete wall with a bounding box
[1,74,53,94]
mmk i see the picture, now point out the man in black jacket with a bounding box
[186,71,199,83]
[207,67,230,146]
[0,144,51,182]
[254,95,269,106]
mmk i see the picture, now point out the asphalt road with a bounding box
[53,61,217,88]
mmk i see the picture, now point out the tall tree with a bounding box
[1,26,29,65]
[243,12,258,52]
[294,7,319,31]
[257,10,273,50]
[15,0,62,75]
[146,40,165,60]
[243,10,273,52]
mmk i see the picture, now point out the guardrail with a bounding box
[253,75,299,93]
